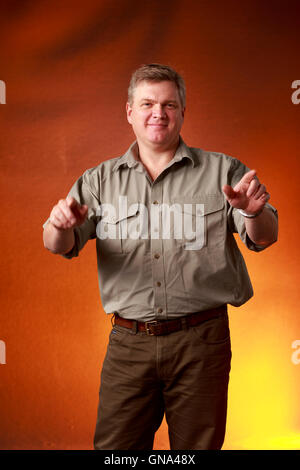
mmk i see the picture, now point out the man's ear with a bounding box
[126,102,133,124]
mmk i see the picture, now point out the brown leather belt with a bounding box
[113,305,227,336]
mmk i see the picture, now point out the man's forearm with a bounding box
[244,207,278,246]
[43,221,75,254]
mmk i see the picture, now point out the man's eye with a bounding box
[167,103,176,108]
[142,103,151,107]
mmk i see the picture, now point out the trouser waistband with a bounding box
[113,305,227,336]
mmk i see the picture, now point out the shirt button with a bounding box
[154,253,160,259]
[156,281,161,287]
[157,308,163,313]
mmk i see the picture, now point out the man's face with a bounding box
[126,80,185,151]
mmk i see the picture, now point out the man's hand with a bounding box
[44,197,88,254]
[222,169,270,215]
[49,196,88,230]
[222,169,277,246]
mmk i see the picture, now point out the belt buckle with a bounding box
[145,320,158,336]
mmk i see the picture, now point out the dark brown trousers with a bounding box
[94,313,231,450]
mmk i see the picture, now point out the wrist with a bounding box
[238,207,264,218]
[48,219,74,233]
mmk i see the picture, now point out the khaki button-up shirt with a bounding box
[59,137,277,322]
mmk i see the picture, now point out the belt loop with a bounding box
[181,316,188,331]
[131,320,138,335]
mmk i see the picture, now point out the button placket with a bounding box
[150,182,167,319]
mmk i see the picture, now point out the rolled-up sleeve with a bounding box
[227,158,278,252]
[232,203,278,252]
[62,169,100,259]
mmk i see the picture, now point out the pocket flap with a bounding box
[173,195,225,216]
[103,203,140,224]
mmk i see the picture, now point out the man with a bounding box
[43,64,278,450]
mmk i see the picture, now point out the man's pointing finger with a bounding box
[66,197,88,221]
[238,169,257,186]
[222,184,236,200]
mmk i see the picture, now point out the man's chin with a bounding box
[148,137,171,148]
[147,132,172,145]
[146,138,180,153]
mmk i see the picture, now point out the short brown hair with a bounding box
[128,63,186,108]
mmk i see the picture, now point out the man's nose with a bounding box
[152,104,166,118]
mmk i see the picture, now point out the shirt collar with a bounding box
[112,141,140,172]
[172,136,196,167]
[113,136,196,172]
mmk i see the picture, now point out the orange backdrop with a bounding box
[0,0,300,450]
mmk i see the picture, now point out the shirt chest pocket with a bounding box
[172,195,225,251]
[96,203,148,253]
